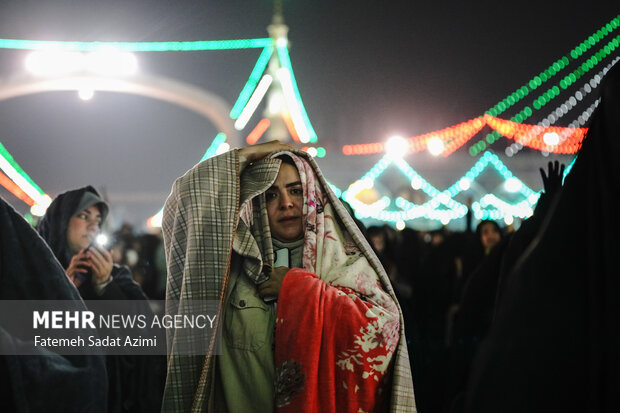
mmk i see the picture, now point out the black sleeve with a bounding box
[101,265,149,301]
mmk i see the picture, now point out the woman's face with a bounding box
[266,163,304,242]
[480,222,501,250]
[66,205,102,254]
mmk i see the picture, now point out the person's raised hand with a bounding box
[539,160,565,195]
[258,266,289,299]
[238,140,297,169]
[85,245,114,286]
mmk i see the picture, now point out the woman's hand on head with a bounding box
[238,140,297,171]
[258,266,289,299]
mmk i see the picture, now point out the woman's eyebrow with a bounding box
[285,181,302,188]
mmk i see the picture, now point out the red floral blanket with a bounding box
[275,269,397,413]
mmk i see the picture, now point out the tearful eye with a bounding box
[266,192,278,201]
[290,187,303,196]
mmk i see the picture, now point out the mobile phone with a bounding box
[262,248,290,303]
[274,248,290,267]
[76,242,95,281]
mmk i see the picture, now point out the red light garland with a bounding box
[0,170,35,206]
[281,113,301,143]
[246,118,271,145]
[484,115,586,154]
[342,115,586,156]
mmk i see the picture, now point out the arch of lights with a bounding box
[0,14,618,228]
[339,15,618,227]
[0,36,322,222]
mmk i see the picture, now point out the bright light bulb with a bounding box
[440,216,450,225]
[396,220,406,231]
[504,177,522,193]
[427,137,444,156]
[147,211,163,228]
[25,50,84,76]
[410,177,422,190]
[30,203,48,217]
[543,132,560,146]
[504,215,514,225]
[385,136,409,158]
[268,92,283,114]
[459,178,471,191]
[78,88,94,100]
[39,194,52,209]
[215,142,230,155]
[307,147,318,157]
[86,49,138,75]
[96,233,109,247]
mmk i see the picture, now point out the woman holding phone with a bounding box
[38,186,145,300]
[37,185,164,412]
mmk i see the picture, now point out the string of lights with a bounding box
[0,169,34,206]
[229,46,273,119]
[469,30,620,156]
[335,150,586,226]
[0,38,274,52]
[275,45,317,143]
[0,34,320,217]
[341,115,585,156]
[506,57,618,156]
[0,19,616,226]
[468,16,619,156]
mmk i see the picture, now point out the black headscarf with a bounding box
[0,196,108,412]
[465,62,620,412]
[37,186,108,268]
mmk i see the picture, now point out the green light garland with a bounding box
[340,151,539,224]
[470,15,620,156]
[230,47,273,119]
[199,133,227,162]
[0,142,45,195]
[276,45,317,143]
[0,38,274,52]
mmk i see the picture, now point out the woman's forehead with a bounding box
[76,205,102,216]
[272,163,301,186]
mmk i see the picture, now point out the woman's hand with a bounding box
[539,160,565,196]
[258,266,289,299]
[66,249,90,288]
[84,246,114,286]
[238,140,297,171]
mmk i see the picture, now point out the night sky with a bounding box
[0,1,618,228]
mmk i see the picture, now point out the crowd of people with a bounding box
[0,59,617,413]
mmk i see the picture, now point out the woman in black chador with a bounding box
[0,196,107,412]
[38,186,165,413]
[464,62,620,413]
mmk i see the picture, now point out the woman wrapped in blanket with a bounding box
[162,141,416,412]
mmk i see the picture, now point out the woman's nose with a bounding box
[279,193,293,208]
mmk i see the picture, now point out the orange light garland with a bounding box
[281,112,301,143]
[246,118,271,145]
[484,114,586,154]
[0,169,35,206]
[342,115,587,156]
